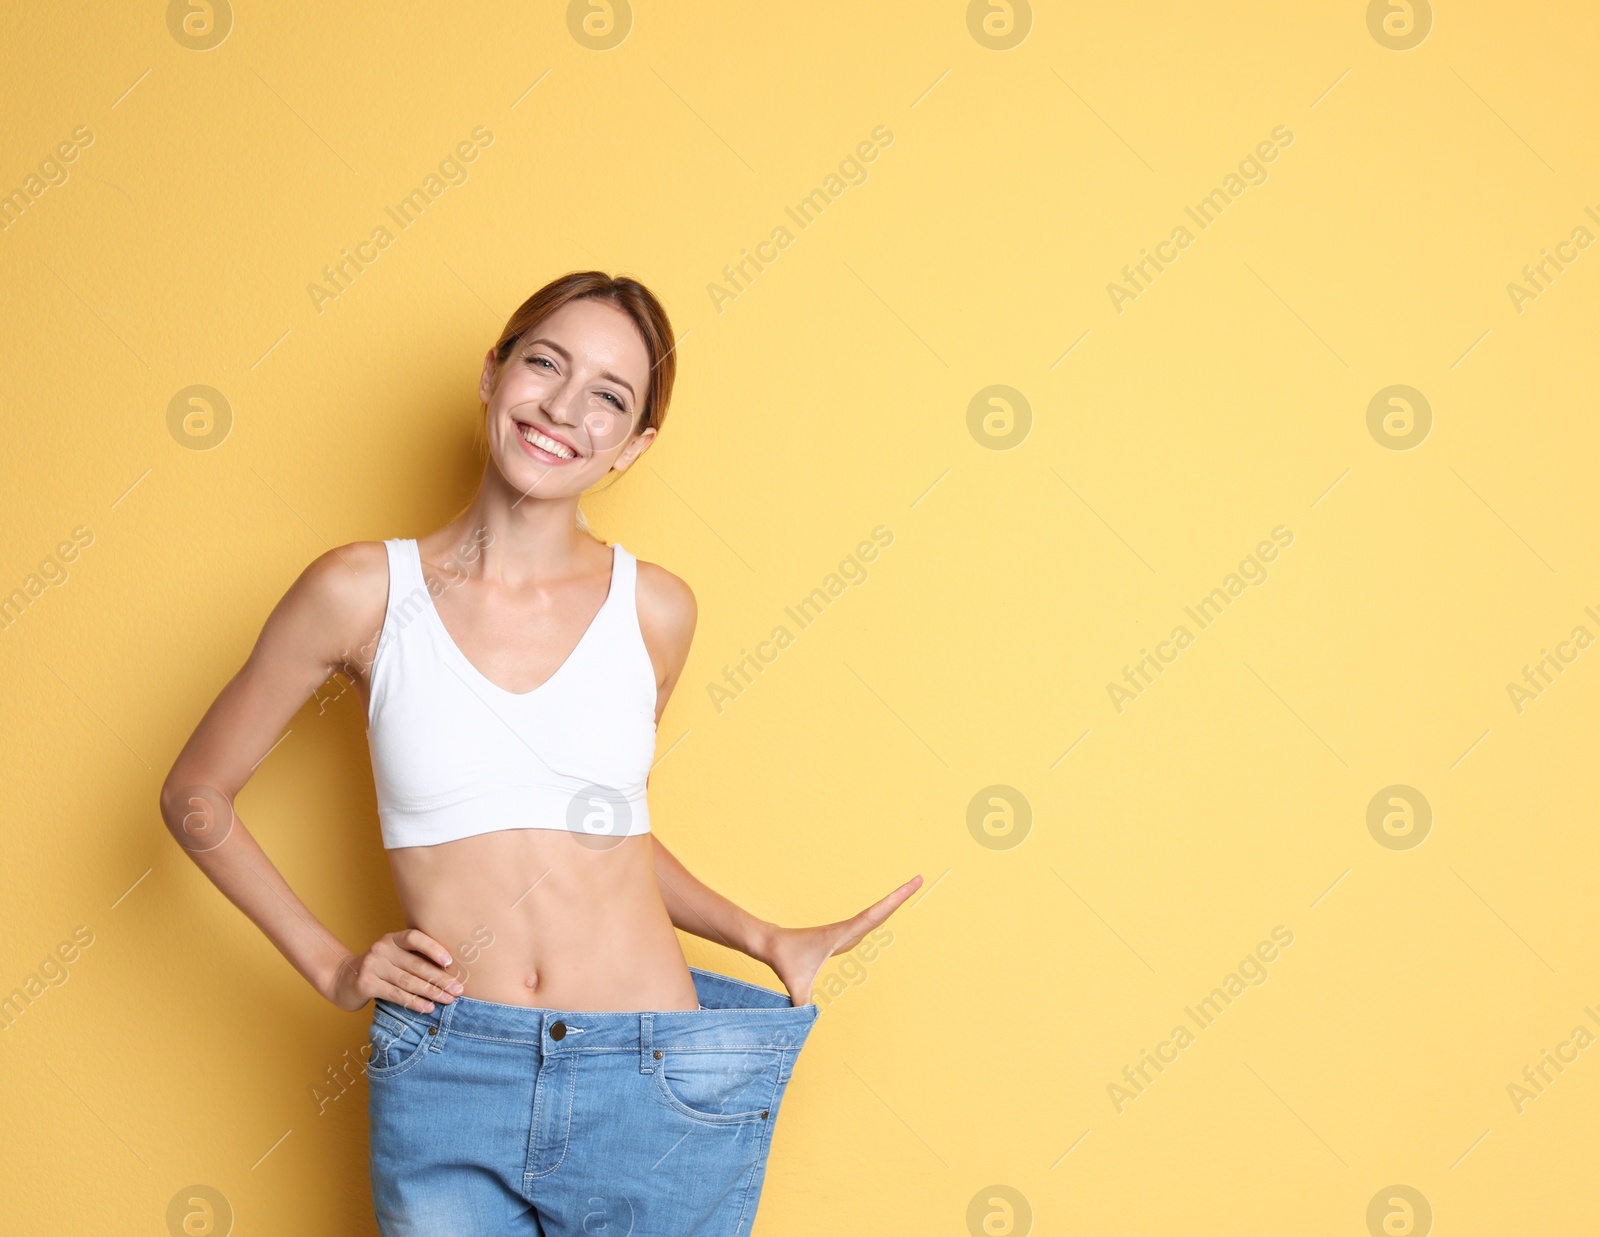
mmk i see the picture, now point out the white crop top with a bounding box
[365,538,659,849]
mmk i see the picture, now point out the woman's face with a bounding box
[479,297,657,500]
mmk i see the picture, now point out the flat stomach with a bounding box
[385,828,699,1012]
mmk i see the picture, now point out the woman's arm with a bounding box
[651,835,921,1005]
[159,543,461,1013]
[648,836,775,959]
[636,559,921,1004]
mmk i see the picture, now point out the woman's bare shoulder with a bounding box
[633,556,695,627]
[632,554,697,664]
[267,540,392,670]
[294,540,390,607]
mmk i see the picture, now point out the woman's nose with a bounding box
[541,384,584,425]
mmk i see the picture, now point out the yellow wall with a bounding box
[3,1,1597,1233]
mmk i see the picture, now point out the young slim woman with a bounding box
[159,271,920,1235]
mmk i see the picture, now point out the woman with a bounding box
[160,271,920,1235]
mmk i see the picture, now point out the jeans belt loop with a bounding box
[430,997,454,1052]
[639,1012,654,1074]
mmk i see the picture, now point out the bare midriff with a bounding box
[386,828,700,1013]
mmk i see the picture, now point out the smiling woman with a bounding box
[159,268,922,1235]
[509,348,634,462]
[463,275,674,532]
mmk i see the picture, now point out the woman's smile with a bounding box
[514,419,581,463]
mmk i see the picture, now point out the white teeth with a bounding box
[520,425,576,459]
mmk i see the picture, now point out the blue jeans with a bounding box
[367,967,820,1236]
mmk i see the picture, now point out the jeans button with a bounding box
[653,1050,662,1060]
[550,1020,567,1041]
[427,1026,437,1036]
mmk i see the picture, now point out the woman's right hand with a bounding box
[325,929,465,1013]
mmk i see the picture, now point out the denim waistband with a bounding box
[408,967,820,1061]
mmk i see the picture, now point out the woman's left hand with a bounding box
[760,874,923,1007]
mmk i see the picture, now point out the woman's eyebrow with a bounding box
[527,337,635,397]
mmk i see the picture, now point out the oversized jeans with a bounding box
[367,967,821,1236]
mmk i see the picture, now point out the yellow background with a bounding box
[2,1,1597,1232]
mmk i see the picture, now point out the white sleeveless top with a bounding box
[365,538,658,849]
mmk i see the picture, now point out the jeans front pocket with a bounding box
[366,1000,433,1080]
[652,1047,783,1125]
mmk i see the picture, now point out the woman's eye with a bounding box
[526,355,554,370]
[602,392,624,409]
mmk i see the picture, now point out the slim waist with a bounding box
[379,966,819,1053]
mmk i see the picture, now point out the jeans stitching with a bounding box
[447,1032,805,1050]
[651,1051,781,1126]
[524,1054,576,1181]
[525,1044,547,1171]
[366,1027,432,1079]
[729,1058,787,1234]
[686,966,795,1002]
[369,971,811,1228]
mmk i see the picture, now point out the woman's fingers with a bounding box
[879,873,923,913]
[338,929,467,1013]
[358,937,462,1012]
[378,976,435,1013]
[859,874,923,923]
[832,874,924,951]
[400,954,464,997]
[391,957,463,1004]
[381,932,464,997]
[398,928,454,971]
[382,964,453,1012]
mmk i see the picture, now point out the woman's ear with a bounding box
[478,348,499,405]
[612,426,657,473]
